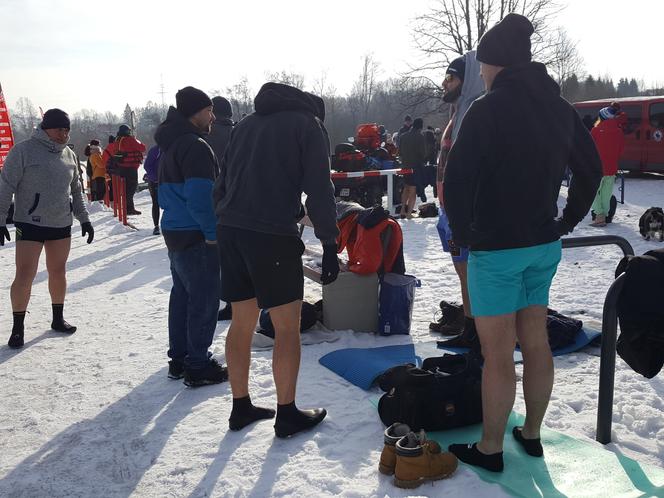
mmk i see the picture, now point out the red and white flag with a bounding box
[0,83,16,170]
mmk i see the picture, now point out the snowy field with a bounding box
[1,177,663,498]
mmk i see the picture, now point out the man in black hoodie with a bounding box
[213,83,339,438]
[155,86,228,388]
[444,14,602,471]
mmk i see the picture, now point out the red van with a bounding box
[574,96,664,173]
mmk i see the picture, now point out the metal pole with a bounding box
[596,274,626,444]
[387,171,394,215]
[561,235,633,445]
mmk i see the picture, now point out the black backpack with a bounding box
[377,353,483,431]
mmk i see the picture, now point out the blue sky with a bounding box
[1,0,663,114]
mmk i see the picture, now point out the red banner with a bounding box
[0,83,16,170]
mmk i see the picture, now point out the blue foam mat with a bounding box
[319,344,420,390]
[438,327,601,363]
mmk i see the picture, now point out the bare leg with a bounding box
[44,237,71,304]
[10,241,43,311]
[453,261,472,318]
[269,300,302,404]
[225,298,260,398]
[400,186,412,217]
[515,305,553,439]
[475,313,517,454]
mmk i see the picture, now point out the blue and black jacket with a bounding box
[154,107,218,251]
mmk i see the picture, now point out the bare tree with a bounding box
[548,27,583,86]
[348,54,380,122]
[224,76,254,118]
[411,0,564,76]
[266,70,305,89]
[11,97,40,140]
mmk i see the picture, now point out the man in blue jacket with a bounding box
[444,14,601,471]
[155,86,228,387]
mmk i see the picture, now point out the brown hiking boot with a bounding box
[379,423,411,475]
[394,431,458,489]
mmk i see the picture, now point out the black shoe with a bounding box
[512,426,543,457]
[183,358,228,387]
[429,312,465,336]
[127,209,142,216]
[437,318,479,349]
[449,442,503,472]
[217,304,232,321]
[168,359,185,380]
[274,404,327,438]
[8,330,24,349]
[51,320,77,333]
[152,226,160,236]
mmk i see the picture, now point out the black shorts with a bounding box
[14,222,71,243]
[217,226,304,309]
[404,164,423,187]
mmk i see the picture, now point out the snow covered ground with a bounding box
[0,177,663,497]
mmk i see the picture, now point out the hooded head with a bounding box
[212,96,233,119]
[304,92,325,122]
[253,82,318,116]
[477,13,534,67]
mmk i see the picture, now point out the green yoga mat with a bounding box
[427,412,664,498]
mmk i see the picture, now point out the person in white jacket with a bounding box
[0,108,94,348]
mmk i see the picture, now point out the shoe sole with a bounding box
[168,373,184,380]
[183,378,227,387]
[393,469,457,489]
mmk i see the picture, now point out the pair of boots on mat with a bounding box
[430,300,479,350]
[380,421,544,485]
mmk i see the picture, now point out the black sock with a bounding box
[512,426,543,457]
[274,401,327,438]
[8,312,26,348]
[449,443,504,472]
[51,304,76,333]
[228,396,275,431]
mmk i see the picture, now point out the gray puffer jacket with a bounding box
[0,128,89,228]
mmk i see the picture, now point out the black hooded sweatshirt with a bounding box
[213,83,338,244]
[443,62,602,251]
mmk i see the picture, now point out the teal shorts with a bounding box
[468,240,562,317]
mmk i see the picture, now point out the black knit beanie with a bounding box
[41,108,70,130]
[117,124,131,137]
[477,13,534,66]
[176,86,213,118]
[211,96,232,119]
[446,57,466,80]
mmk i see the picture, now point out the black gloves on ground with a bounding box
[0,226,9,246]
[554,218,573,237]
[81,222,94,244]
[321,244,340,285]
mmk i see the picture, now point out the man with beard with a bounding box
[155,86,228,387]
[431,53,484,346]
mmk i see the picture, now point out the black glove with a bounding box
[321,244,340,285]
[81,222,94,244]
[554,218,573,237]
[0,226,10,246]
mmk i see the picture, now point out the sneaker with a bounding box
[429,311,465,335]
[394,431,458,489]
[152,226,160,236]
[168,359,185,380]
[183,358,228,387]
[127,209,142,216]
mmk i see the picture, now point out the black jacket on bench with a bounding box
[213,83,338,245]
[616,248,664,378]
[443,62,602,251]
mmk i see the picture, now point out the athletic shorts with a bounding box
[468,239,562,317]
[404,164,423,187]
[217,226,305,310]
[436,207,469,263]
[14,222,71,243]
